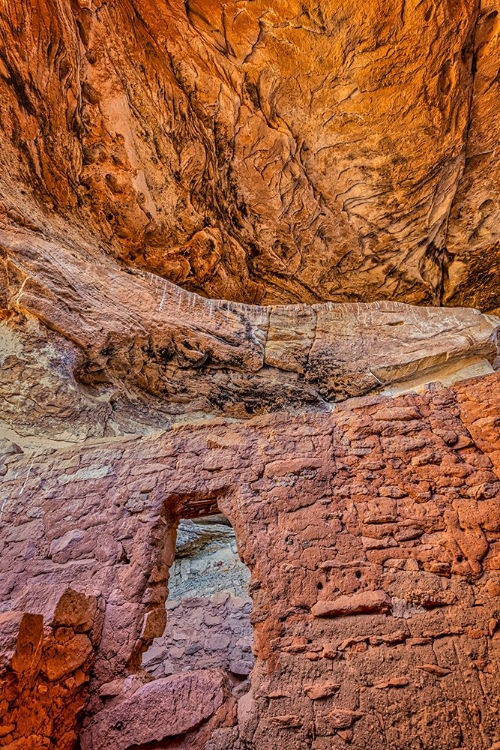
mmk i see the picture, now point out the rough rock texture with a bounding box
[143,519,254,681]
[84,669,232,750]
[144,593,254,680]
[1,2,500,748]
[166,519,251,600]
[1,222,498,436]
[0,589,101,750]
[445,2,500,311]
[0,1,500,308]
[1,373,499,748]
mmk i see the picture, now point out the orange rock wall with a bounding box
[1,2,500,748]
[0,1,499,308]
[0,591,101,750]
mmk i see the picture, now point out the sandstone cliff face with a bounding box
[445,1,500,312]
[0,0,499,307]
[1,2,500,749]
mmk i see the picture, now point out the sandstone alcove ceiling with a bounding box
[1,2,500,749]
[0,0,500,309]
[1,219,498,441]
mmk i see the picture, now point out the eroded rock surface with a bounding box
[0,223,498,438]
[1,373,499,748]
[1,2,500,748]
[0,1,499,308]
[0,589,100,750]
[168,519,251,599]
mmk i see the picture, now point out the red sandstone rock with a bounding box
[0,5,500,747]
[0,374,499,748]
[0,1,499,309]
[80,669,229,750]
[311,590,392,618]
[326,709,364,730]
[0,589,100,750]
[303,682,340,700]
[373,677,409,689]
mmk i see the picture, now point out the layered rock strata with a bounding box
[1,1,500,748]
[1,372,499,748]
[1,224,498,435]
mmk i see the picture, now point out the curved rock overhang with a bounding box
[1,2,500,749]
[1,222,498,424]
[0,0,499,309]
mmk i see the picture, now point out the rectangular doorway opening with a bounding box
[142,513,254,686]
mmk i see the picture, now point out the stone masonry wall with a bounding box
[0,373,499,748]
[144,519,254,682]
[145,594,254,681]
